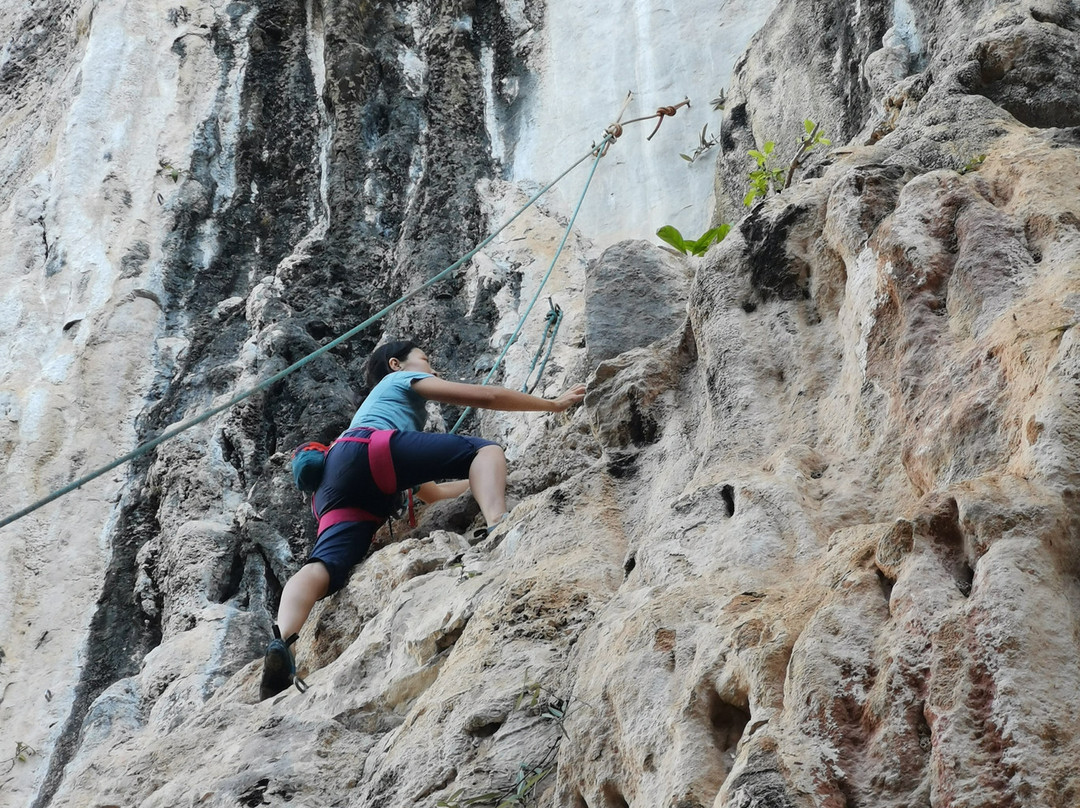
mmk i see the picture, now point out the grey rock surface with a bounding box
[584,239,692,371]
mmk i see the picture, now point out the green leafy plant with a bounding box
[157,160,184,183]
[3,741,37,774]
[656,224,732,256]
[744,119,831,207]
[744,141,785,206]
[959,153,986,174]
[656,116,830,252]
[679,89,726,164]
[681,124,720,164]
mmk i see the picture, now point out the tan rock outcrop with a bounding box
[2,0,1079,807]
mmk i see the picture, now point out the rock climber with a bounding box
[260,339,586,699]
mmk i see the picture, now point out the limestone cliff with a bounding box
[1,0,1078,807]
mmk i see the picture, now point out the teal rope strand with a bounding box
[450,137,609,434]
[529,307,562,395]
[0,144,604,531]
[521,301,562,394]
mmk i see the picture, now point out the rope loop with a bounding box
[521,298,564,394]
[646,98,690,141]
[597,123,624,157]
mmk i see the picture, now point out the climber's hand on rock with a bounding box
[550,384,587,412]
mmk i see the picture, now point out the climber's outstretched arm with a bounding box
[412,377,585,413]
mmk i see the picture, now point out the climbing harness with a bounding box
[0,94,689,530]
[521,299,562,395]
[316,426,418,533]
[291,426,407,533]
[332,428,398,496]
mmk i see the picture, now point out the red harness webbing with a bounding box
[333,427,398,494]
[317,505,384,535]
[314,427,399,536]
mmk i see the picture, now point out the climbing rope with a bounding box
[0,95,690,530]
[450,94,688,432]
[520,299,563,395]
[450,140,605,433]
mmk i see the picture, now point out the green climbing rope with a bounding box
[521,299,562,395]
[450,141,606,434]
[0,138,612,531]
[1,95,689,530]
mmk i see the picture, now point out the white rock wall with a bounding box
[506,0,777,248]
[0,0,260,802]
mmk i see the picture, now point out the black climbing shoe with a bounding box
[470,513,509,544]
[259,626,308,700]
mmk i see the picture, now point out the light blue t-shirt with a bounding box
[349,371,432,431]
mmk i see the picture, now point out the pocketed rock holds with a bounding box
[962,13,1080,129]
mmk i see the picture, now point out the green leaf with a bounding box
[690,223,733,255]
[680,153,693,162]
[656,225,689,254]
[804,118,815,133]
[763,141,775,154]
[513,768,551,799]
[743,189,758,207]
[818,137,831,145]
[704,222,730,247]
[466,793,504,806]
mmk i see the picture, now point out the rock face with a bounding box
[585,240,692,370]
[2,1,1079,807]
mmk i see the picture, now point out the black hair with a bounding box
[365,340,419,387]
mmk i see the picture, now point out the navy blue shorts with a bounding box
[308,430,498,593]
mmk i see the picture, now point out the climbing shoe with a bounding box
[470,513,509,544]
[259,626,308,700]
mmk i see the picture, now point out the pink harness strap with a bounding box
[333,427,398,495]
[317,506,384,535]
[312,427,399,535]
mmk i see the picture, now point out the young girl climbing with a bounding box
[261,339,586,698]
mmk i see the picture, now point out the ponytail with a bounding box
[365,340,419,387]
